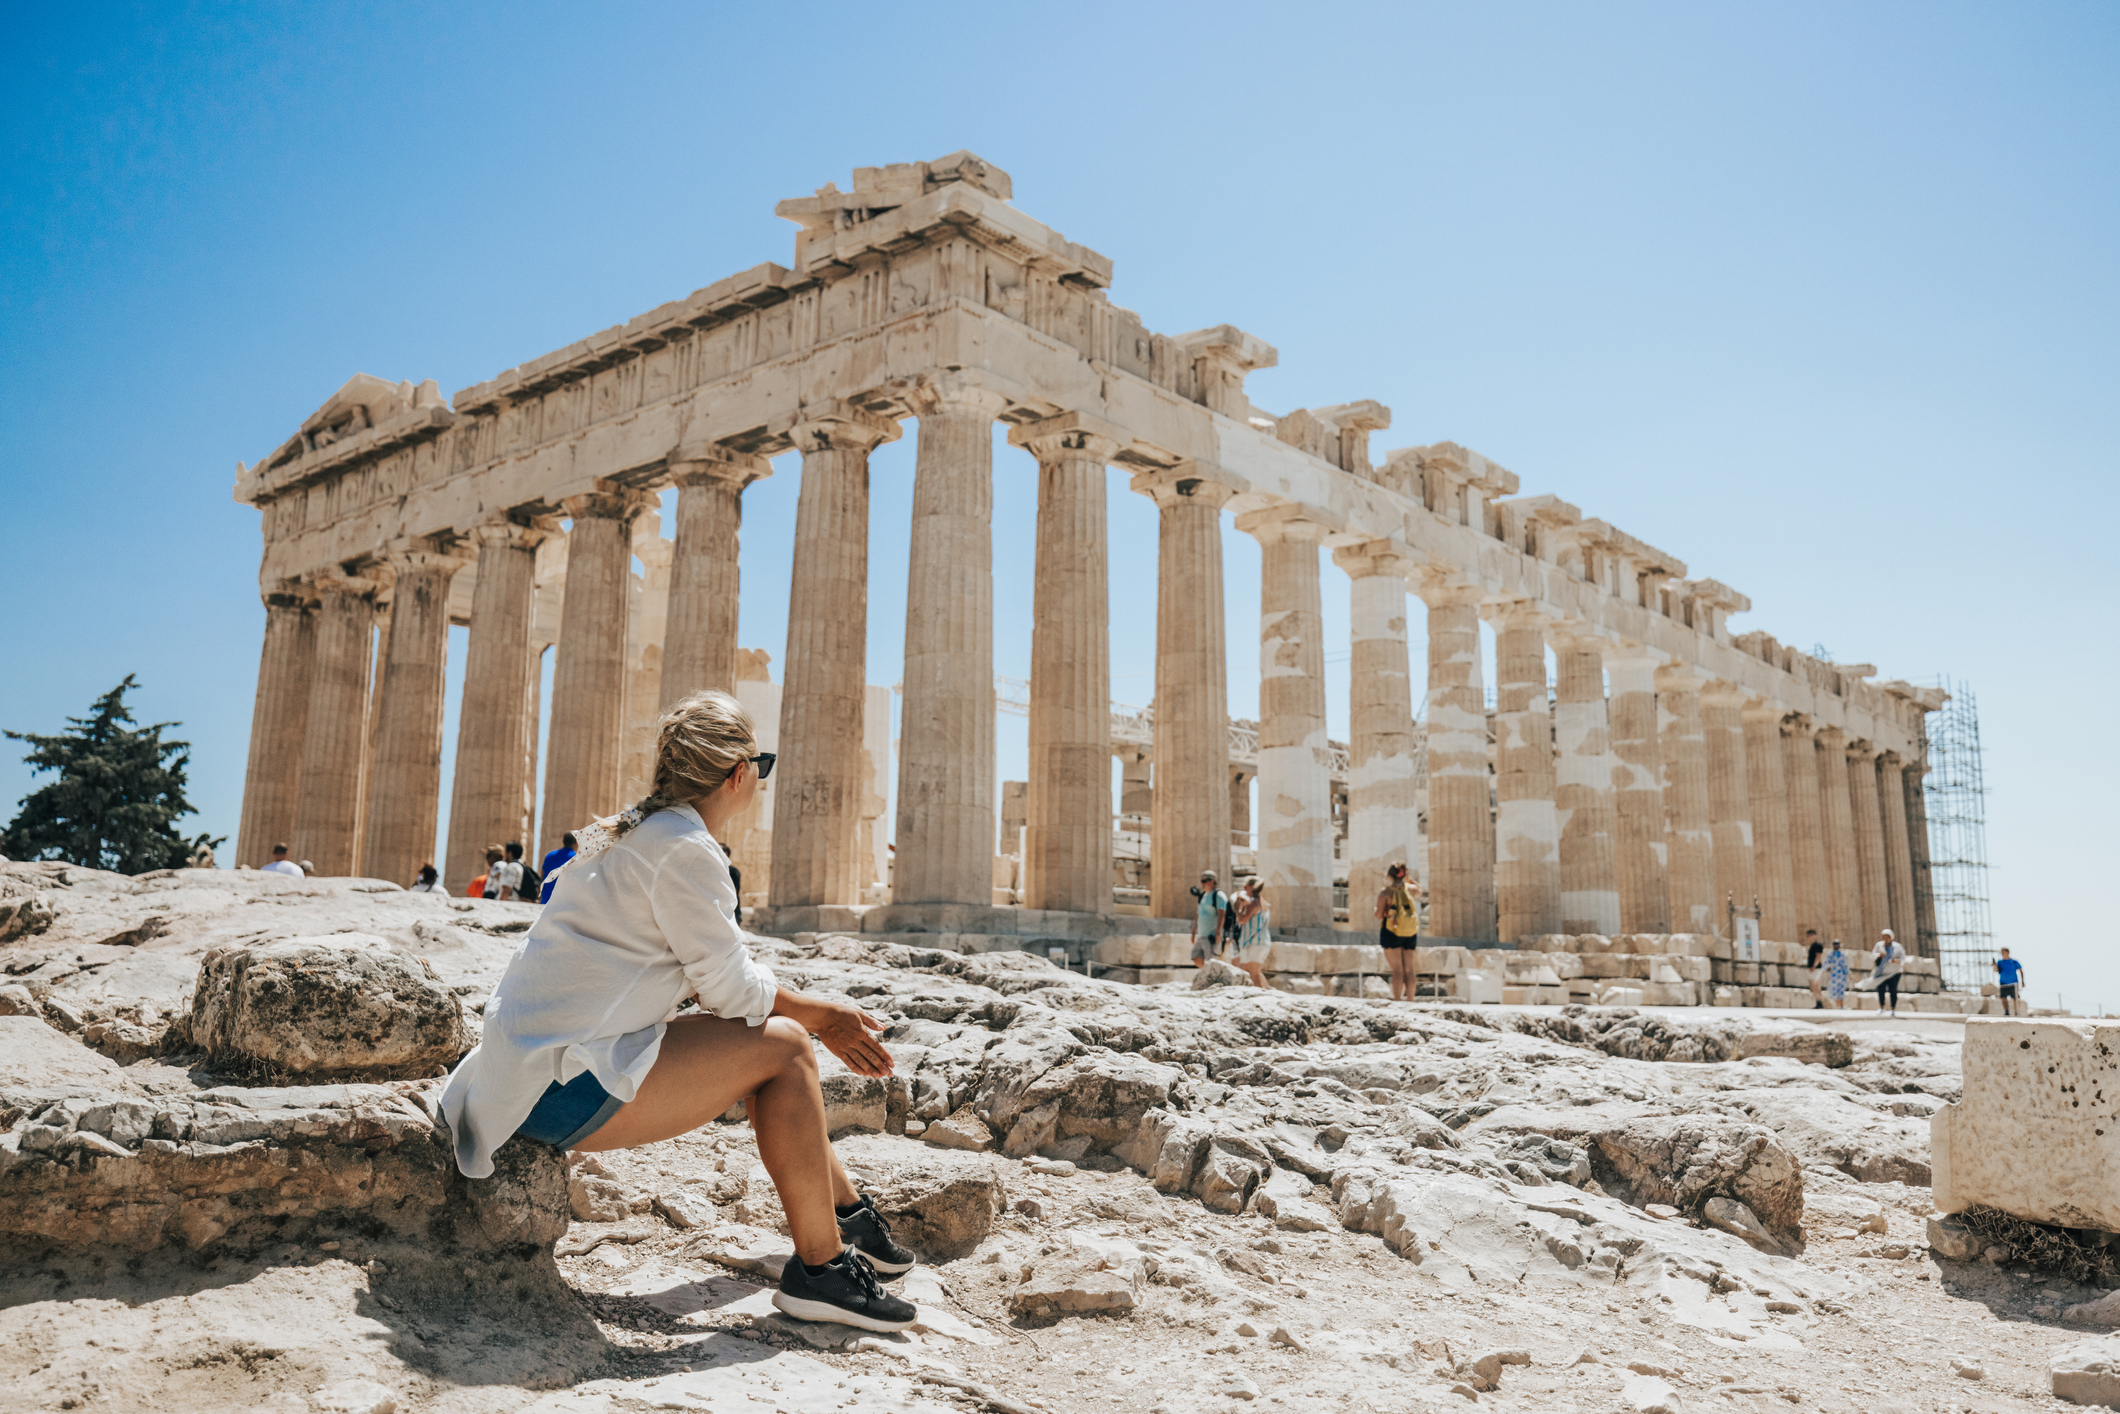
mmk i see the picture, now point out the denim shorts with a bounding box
[516,1068,625,1150]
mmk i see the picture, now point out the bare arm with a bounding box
[769,987,893,1078]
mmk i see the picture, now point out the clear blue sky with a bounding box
[3,4,2113,1008]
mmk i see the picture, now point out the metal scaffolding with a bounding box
[1923,677,1994,992]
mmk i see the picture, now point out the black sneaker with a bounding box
[773,1250,916,1332]
[835,1194,916,1277]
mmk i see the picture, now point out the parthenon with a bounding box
[231,151,1944,953]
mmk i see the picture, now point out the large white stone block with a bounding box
[1933,1018,2120,1231]
[1456,970,1502,1004]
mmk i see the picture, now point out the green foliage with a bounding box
[2,675,224,874]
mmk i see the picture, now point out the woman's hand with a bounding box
[772,988,894,1078]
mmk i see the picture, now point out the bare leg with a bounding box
[1387,948,1414,1001]
[574,1014,856,1264]
[1241,961,1267,988]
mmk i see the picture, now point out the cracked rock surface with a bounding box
[0,863,2102,1411]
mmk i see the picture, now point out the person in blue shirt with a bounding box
[539,831,578,905]
[1994,948,2025,1016]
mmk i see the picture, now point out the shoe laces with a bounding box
[840,1249,882,1303]
[857,1199,896,1239]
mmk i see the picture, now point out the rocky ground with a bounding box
[2,861,2115,1412]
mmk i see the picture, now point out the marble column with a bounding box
[1334,544,1420,920]
[662,447,771,711]
[1553,634,1621,935]
[445,521,547,883]
[1607,652,1669,933]
[1655,665,1716,935]
[362,546,466,888]
[1815,726,1861,946]
[1417,577,1495,942]
[1781,716,1830,945]
[1493,607,1560,941]
[770,412,900,908]
[1847,739,1890,948]
[543,489,656,856]
[1879,751,1919,952]
[1906,754,1938,955]
[1241,508,1333,931]
[237,587,316,868]
[291,576,379,876]
[1146,473,1232,920]
[1701,683,1756,929]
[1014,415,1120,915]
[892,380,1009,907]
[1744,703,1796,943]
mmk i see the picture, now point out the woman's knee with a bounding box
[760,1016,817,1071]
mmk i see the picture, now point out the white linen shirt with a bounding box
[439,804,776,1177]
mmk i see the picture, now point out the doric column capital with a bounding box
[1740,697,1788,725]
[1878,749,1906,769]
[1846,737,1880,761]
[1782,712,1816,739]
[561,486,660,524]
[1409,565,1484,609]
[909,372,1014,424]
[379,538,473,577]
[790,407,901,454]
[262,581,318,612]
[667,442,773,491]
[472,517,557,553]
[1008,410,1126,465]
[305,567,382,601]
[1331,539,1412,581]
[1653,662,1714,694]
[1815,723,1848,748]
[1132,465,1235,510]
[1700,678,1751,709]
[1233,505,1327,545]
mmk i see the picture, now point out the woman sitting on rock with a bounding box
[439,690,916,1332]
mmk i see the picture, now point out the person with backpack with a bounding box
[1375,862,1423,1001]
[1189,872,1230,967]
[507,841,539,905]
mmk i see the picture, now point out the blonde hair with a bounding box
[614,690,757,838]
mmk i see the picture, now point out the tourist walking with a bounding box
[1190,872,1230,967]
[1825,938,1849,1009]
[1995,947,2026,1016]
[1805,930,1826,1009]
[262,843,303,878]
[1375,862,1423,1002]
[1872,929,1905,1016]
[540,832,579,905]
[486,843,524,901]
[411,863,448,895]
[440,690,915,1334]
[506,841,539,903]
[1232,881,1272,988]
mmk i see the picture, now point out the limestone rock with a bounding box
[0,1081,565,1260]
[1738,1026,1854,1068]
[569,1173,643,1223]
[1011,1231,1146,1316]
[0,890,57,944]
[1934,1018,2120,1231]
[1587,1115,1804,1250]
[314,1378,400,1413]
[1252,1167,1334,1231]
[2052,1336,2120,1406]
[2064,1289,2120,1326]
[1497,1133,1591,1187]
[1192,958,1248,990]
[858,1148,1008,1260]
[1702,1195,1779,1253]
[1927,1214,1980,1261]
[0,1015,139,1093]
[189,938,466,1080]
[818,1051,887,1134]
[654,1188,720,1230]
[924,1104,995,1153]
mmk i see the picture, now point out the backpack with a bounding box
[516,861,540,900]
[1385,884,1420,938]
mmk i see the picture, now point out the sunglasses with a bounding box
[748,752,776,780]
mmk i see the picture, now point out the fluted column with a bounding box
[1607,652,1669,933]
[1906,752,1938,955]
[1553,634,1620,934]
[1655,665,1716,934]
[543,489,656,854]
[1781,715,1829,944]
[1847,739,1890,948]
[1145,472,1232,919]
[662,447,772,710]
[1879,751,1919,952]
[445,521,548,883]
[891,379,1010,907]
[292,576,379,876]
[237,587,317,868]
[1744,703,1796,942]
[1335,544,1419,917]
[1815,725,1861,946]
[1493,607,1560,941]
[1240,507,1333,931]
[770,412,901,908]
[1416,577,1495,942]
[1701,683,1756,929]
[362,546,466,887]
[1015,415,1120,914]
